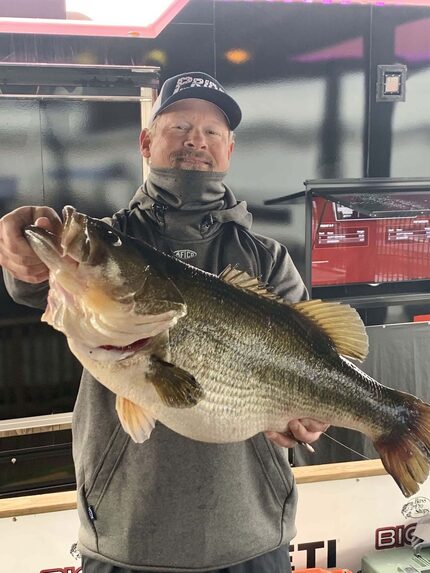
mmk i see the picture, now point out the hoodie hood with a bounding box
[128,167,252,240]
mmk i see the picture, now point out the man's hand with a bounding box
[0,206,62,283]
[265,418,329,449]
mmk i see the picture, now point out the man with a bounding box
[0,72,327,573]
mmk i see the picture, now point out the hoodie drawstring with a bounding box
[152,203,167,224]
[200,213,214,236]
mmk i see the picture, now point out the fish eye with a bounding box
[104,228,122,247]
[95,223,123,247]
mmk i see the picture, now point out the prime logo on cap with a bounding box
[150,71,242,130]
[173,75,226,94]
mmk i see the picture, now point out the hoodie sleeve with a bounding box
[2,268,49,310]
[254,235,308,304]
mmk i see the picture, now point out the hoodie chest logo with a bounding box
[173,249,197,261]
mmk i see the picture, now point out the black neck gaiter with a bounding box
[145,167,227,212]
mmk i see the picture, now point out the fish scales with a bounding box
[151,265,425,449]
[162,268,386,440]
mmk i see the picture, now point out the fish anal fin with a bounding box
[291,299,369,362]
[116,395,156,443]
[149,355,204,408]
[219,265,280,301]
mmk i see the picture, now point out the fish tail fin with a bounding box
[374,393,430,497]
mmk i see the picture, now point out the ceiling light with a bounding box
[0,0,190,38]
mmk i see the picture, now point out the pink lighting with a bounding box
[0,0,190,38]
[219,0,430,6]
[395,18,430,61]
[292,36,364,62]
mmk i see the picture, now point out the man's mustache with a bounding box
[170,150,213,165]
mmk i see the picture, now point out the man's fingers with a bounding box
[297,418,330,433]
[34,214,62,234]
[8,269,49,284]
[1,223,36,258]
[287,419,329,444]
[0,246,47,266]
[265,431,297,448]
[34,216,52,229]
[286,420,309,443]
[0,206,60,283]
[0,257,49,283]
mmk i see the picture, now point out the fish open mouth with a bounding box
[69,334,156,363]
[98,337,152,353]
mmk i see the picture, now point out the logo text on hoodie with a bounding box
[173,249,197,261]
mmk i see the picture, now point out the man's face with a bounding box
[140,99,234,172]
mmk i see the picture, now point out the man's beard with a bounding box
[169,150,214,171]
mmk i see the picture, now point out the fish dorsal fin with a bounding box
[291,299,369,362]
[219,265,280,300]
[219,267,368,361]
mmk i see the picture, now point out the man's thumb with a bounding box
[34,216,54,230]
[33,213,62,235]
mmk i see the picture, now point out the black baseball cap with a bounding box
[149,71,242,130]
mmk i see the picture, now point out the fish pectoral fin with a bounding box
[115,395,156,443]
[149,355,204,408]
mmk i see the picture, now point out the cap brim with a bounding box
[153,86,242,130]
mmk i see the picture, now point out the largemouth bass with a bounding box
[25,206,430,497]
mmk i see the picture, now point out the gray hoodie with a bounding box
[4,168,306,572]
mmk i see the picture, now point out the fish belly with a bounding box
[152,399,290,443]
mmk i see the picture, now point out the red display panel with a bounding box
[312,196,430,286]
